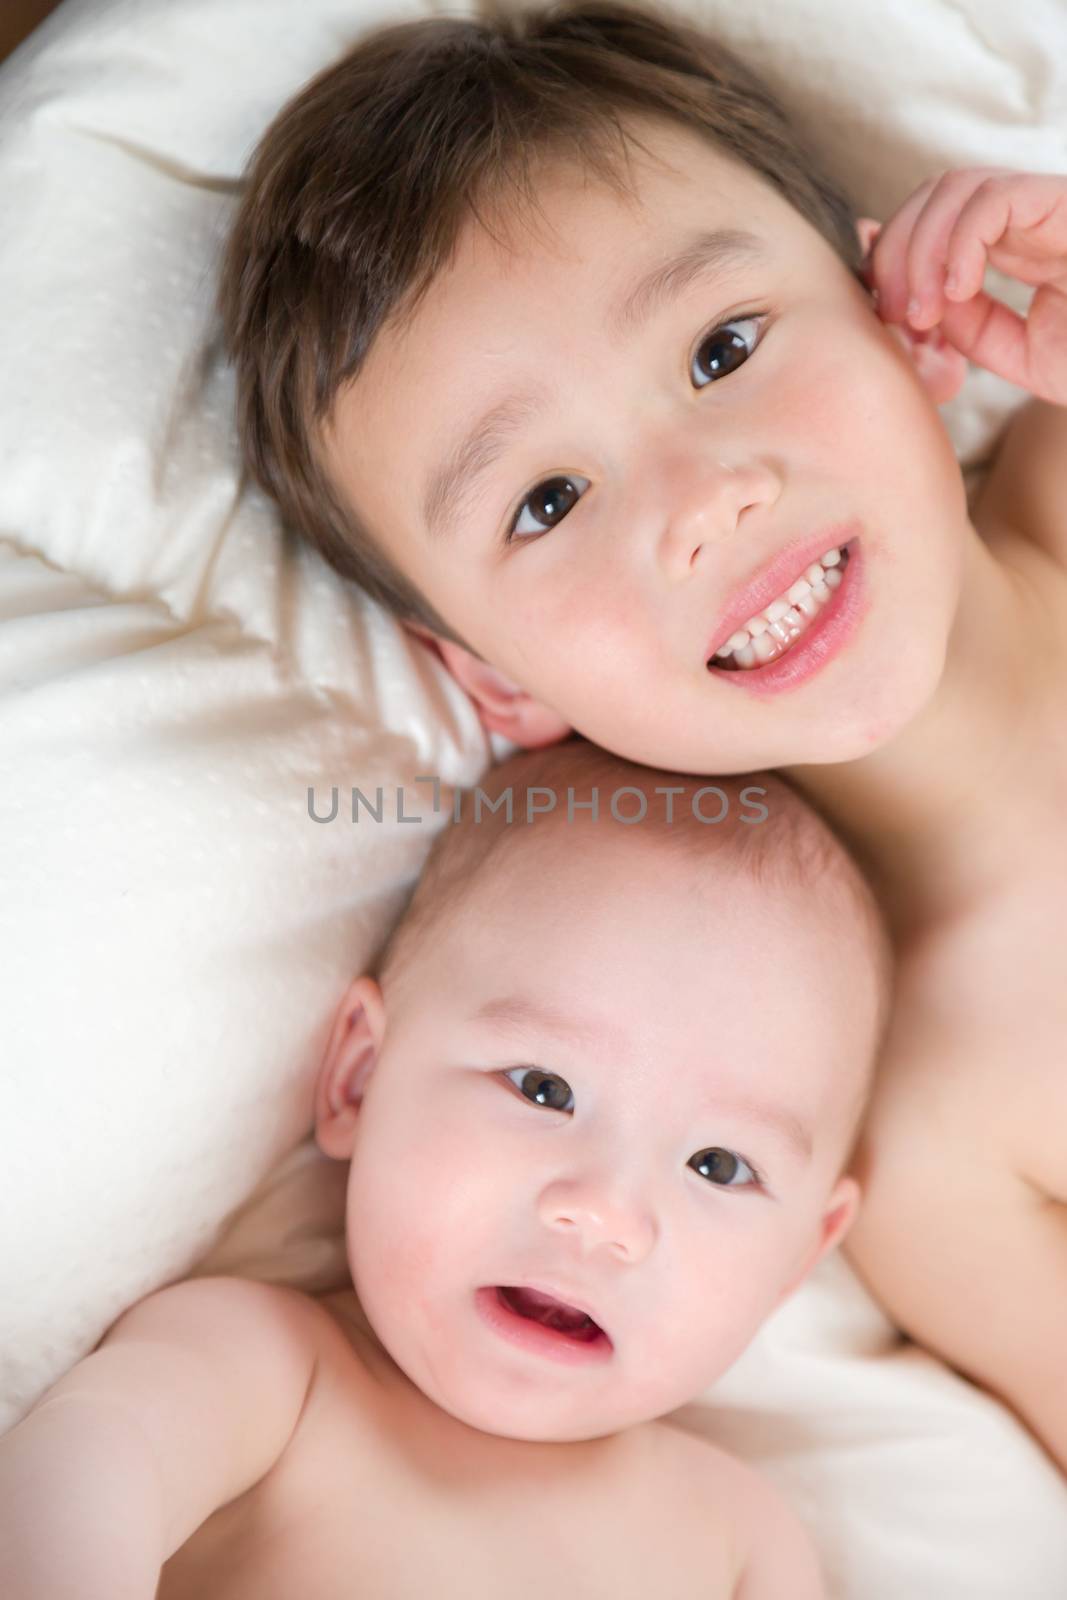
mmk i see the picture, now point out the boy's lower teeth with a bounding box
[709,545,850,672]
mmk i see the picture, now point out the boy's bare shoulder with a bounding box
[972,396,1067,574]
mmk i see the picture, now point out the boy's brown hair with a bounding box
[218,0,864,642]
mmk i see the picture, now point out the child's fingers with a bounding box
[941,179,1015,308]
[908,168,1017,324]
[869,167,1014,328]
[945,172,1067,296]
[865,176,938,323]
[896,171,994,327]
[935,285,1031,391]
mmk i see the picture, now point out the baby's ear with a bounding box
[776,1174,861,1305]
[817,1174,860,1261]
[414,630,573,749]
[314,977,386,1160]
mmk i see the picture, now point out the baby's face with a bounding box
[324,116,970,774]
[328,825,871,1443]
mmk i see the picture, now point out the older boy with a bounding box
[219,1,1067,1470]
[0,743,889,1599]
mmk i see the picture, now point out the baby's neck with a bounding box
[786,521,1052,936]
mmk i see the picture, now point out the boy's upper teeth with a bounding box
[714,546,845,660]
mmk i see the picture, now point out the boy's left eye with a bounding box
[687,1147,762,1188]
[502,1066,575,1113]
[689,314,764,389]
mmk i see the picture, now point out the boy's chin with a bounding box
[753,645,948,768]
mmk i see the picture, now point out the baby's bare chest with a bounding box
[157,1352,740,1600]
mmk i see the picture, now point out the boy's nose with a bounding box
[656,458,776,582]
[537,1176,658,1264]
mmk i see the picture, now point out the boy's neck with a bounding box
[786,521,1048,938]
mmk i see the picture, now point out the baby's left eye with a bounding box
[690,316,763,389]
[687,1147,761,1188]
[503,1066,575,1114]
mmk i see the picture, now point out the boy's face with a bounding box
[316,822,871,1443]
[323,116,970,774]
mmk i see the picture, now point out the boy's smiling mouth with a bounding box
[705,523,864,693]
[711,544,851,670]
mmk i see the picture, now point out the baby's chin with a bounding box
[426,1383,650,1444]
[410,1352,706,1444]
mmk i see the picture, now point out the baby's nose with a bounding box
[537,1177,657,1264]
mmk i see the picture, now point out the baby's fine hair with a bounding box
[217,0,865,641]
[377,742,894,1092]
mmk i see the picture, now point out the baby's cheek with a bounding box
[352,1117,499,1294]
[675,1232,796,1367]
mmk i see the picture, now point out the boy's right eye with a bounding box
[502,1066,575,1113]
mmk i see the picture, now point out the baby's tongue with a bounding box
[503,1286,597,1337]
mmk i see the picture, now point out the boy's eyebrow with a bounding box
[421,226,770,543]
[473,992,813,1162]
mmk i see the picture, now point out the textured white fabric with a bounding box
[3,0,1067,1593]
[0,0,493,1424]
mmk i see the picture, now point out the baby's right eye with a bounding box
[508,474,591,542]
[502,1066,575,1113]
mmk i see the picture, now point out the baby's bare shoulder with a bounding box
[158,1287,822,1600]
[640,1421,825,1596]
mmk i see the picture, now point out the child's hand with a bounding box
[861,168,1067,404]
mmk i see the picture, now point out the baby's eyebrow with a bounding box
[420,226,770,543]
[695,1091,814,1165]
[474,993,623,1054]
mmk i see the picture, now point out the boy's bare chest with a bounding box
[157,1310,740,1600]
[882,536,1067,1063]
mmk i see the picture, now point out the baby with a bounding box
[0,742,889,1599]
[218,0,1067,1468]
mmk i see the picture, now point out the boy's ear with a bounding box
[775,1174,860,1306]
[410,627,573,749]
[888,316,970,407]
[314,976,386,1160]
[856,214,881,266]
[855,215,968,407]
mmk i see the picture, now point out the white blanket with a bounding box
[3,0,1067,1592]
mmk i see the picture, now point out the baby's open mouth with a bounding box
[708,542,852,672]
[475,1285,614,1363]
[496,1285,606,1345]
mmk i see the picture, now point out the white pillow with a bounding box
[4,1,1067,1594]
[0,0,493,1428]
